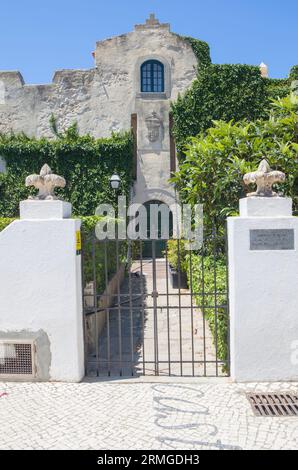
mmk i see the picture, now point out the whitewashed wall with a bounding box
[0,214,84,382]
[228,197,298,382]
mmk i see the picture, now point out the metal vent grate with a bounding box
[247,393,298,417]
[0,341,35,378]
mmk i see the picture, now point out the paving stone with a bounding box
[0,380,297,449]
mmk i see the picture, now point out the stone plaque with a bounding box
[250,229,295,251]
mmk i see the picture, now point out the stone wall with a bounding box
[0,16,198,205]
[0,18,197,139]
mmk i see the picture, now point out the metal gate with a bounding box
[82,228,229,377]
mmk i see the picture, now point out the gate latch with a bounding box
[151,290,159,299]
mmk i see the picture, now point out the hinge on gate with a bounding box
[151,290,159,299]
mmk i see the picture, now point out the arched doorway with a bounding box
[142,200,173,258]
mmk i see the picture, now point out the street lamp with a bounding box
[109,174,121,243]
[109,174,121,191]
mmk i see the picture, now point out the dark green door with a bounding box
[142,200,173,258]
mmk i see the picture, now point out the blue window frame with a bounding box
[141,60,165,93]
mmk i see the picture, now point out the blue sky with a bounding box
[0,0,297,83]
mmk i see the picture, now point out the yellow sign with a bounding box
[76,231,82,253]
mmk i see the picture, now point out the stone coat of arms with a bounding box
[145,112,162,143]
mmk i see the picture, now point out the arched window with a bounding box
[141,60,165,93]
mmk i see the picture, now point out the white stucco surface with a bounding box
[0,214,84,382]
[20,200,72,219]
[239,197,292,217]
[228,198,298,382]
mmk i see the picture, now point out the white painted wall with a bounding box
[0,211,84,382]
[228,197,298,382]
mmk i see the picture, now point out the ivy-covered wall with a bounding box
[177,35,211,68]
[171,64,270,153]
[0,126,133,218]
[171,63,295,154]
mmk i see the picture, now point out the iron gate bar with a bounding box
[165,243,171,375]
[86,362,227,369]
[177,238,183,376]
[212,227,219,377]
[201,249,207,376]
[86,359,228,378]
[81,235,88,376]
[93,291,229,299]
[91,281,228,297]
[86,301,228,317]
[115,235,122,376]
[189,247,195,377]
[92,236,99,376]
[152,240,159,376]
[139,239,146,376]
[225,223,231,375]
[128,240,134,376]
[104,239,111,376]
[85,303,228,314]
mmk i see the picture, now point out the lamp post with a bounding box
[109,174,121,244]
[109,174,121,191]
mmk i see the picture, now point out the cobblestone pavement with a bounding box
[0,380,297,450]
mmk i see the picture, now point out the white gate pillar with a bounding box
[228,162,298,382]
[0,166,84,382]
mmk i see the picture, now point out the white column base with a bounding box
[239,196,292,217]
[20,200,72,220]
[0,217,84,382]
[228,198,298,382]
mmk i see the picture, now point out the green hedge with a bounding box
[265,78,291,101]
[0,127,133,218]
[186,252,228,368]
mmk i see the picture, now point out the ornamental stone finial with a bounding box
[25,164,66,200]
[135,13,170,31]
[243,159,286,197]
[259,62,268,78]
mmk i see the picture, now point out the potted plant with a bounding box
[167,240,188,289]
